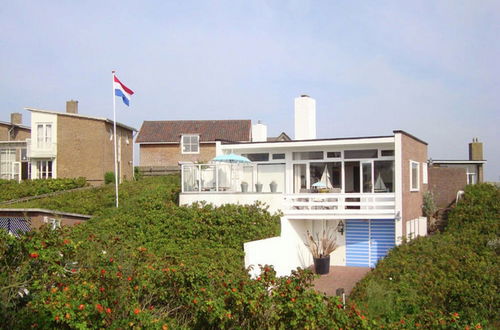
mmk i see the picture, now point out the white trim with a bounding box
[410,160,420,192]
[422,162,428,184]
[221,137,395,150]
[138,141,216,145]
[394,132,403,245]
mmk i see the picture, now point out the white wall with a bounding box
[179,193,284,214]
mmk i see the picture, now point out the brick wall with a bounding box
[0,124,30,141]
[139,143,216,167]
[401,133,428,237]
[428,167,466,208]
[56,116,133,184]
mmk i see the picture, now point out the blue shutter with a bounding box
[369,219,395,267]
[346,219,395,267]
[346,219,370,267]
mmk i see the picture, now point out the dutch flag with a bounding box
[113,75,134,106]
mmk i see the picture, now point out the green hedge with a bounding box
[350,183,500,328]
[0,177,87,202]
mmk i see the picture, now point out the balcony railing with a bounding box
[29,142,57,158]
[283,193,395,219]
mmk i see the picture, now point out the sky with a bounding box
[1,0,498,180]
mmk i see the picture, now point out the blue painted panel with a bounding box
[346,219,370,266]
[369,219,395,267]
[346,219,395,267]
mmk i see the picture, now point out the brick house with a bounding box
[136,120,252,172]
[26,100,136,184]
[0,113,31,180]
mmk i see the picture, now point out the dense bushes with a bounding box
[0,177,87,202]
[351,183,500,328]
[4,176,180,215]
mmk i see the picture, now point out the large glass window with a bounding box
[181,135,199,154]
[309,162,342,191]
[374,161,394,192]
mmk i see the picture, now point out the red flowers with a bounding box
[127,276,133,281]
[96,304,104,313]
[109,258,114,263]
[30,252,39,259]
[106,308,112,314]
[78,304,85,310]
[99,287,105,292]
[63,239,70,245]
[100,269,106,275]
[192,299,198,304]
[134,308,140,314]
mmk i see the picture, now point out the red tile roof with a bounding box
[136,120,252,143]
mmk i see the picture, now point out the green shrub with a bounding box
[0,176,375,328]
[0,177,87,202]
[104,171,115,185]
[351,184,500,328]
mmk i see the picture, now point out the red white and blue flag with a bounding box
[113,75,134,106]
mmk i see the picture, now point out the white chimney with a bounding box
[252,121,268,142]
[294,95,316,140]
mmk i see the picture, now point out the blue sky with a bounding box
[1,1,498,180]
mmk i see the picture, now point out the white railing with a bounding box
[283,193,395,219]
[29,142,57,158]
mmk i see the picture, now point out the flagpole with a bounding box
[112,70,119,208]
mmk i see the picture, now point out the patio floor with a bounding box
[313,266,371,296]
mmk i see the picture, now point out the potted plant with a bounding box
[240,181,248,193]
[270,181,278,193]
[255,182,263,192]
[304,228,337,275]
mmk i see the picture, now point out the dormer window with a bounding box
[181,135,199,154]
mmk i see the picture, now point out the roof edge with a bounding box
[393,130,428,145]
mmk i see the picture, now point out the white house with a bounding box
[179,95,428,276]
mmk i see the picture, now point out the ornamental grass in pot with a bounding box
[305,228,338,275]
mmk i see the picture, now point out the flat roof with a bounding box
[430,160,487,164]
[25,108,137,132]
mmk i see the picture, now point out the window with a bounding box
[0,149,16,180]
[272,153,285,160]
[242,153,269,162]
[292,151,323,160]
[467,173,476,184]
[326,151,341,158]
[36,123,52,149]
[381,150,394,157]
[422,163,428,184]
[344,149,378,159]
[36,160,53,179]
[374,161,394,192]
[410,161,419,191]
[181,135,199,154]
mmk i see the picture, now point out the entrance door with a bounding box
[346,219,395,267]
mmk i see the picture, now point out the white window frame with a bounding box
[35,160,53,179]
[410,160,420,192]
[181,135,200,154]
[36,123,52,149]
[422,162,428,184]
